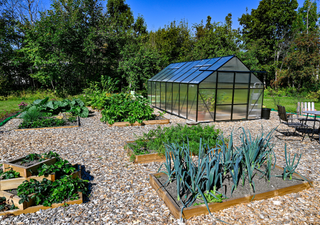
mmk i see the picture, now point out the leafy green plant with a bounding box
[100,93,156,125]
[37,159,76,178]
[193,190,226,206]
[127,124,222,156]
[0,197,17,211]
[21,106,43,122]
[20,153,42,165]
[282,144,302,180]
[18,118,66,129]
[0,168,20,179]
[17,176,88,207]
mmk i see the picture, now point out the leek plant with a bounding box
[283,144,302,180]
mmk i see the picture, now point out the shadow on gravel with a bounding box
[81,165,96,203]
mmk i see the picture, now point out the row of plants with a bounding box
[100,93,161,125]
[157,126,307,215]
[19,97,89,118]
[127,124,223,159]
[17,99,80,129]
[0,197,17,212]
[0,152,88,210]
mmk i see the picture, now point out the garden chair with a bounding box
[277,105,310,141]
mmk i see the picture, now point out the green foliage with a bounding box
[0,168,20,180]
[18,118,66,129]
[0,197,17,212]
[21,106,43,122]
[17,176,88,207]
[127,124,222,156]
[20,97,88,118]
[100,93,155,124]
[282,144,302,180]
[37,159,76,178]
[193,191,226,206]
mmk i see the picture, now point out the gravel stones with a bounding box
[0,110,319,224]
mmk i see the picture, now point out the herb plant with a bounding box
[19,118,66,129]
[127,124,223,156]
[193,191,226,206]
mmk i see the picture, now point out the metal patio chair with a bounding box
[277,105,310,141]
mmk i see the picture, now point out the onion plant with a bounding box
[282,144,302,180]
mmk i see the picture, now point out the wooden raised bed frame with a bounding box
[0,192,83,216]
[125,141,166,164]
[149,166,313,219]
[108,118,170,127]
[15,117,80,131]
[2,157,57,178]
[0,165,81,190]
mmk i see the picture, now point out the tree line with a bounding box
[0,0,319,96]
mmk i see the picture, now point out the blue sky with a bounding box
[40,0,308,31]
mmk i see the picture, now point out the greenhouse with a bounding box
[148,55,264,122]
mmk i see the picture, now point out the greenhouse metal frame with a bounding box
[148,55,264,122]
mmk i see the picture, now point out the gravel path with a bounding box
[0,110,319,224]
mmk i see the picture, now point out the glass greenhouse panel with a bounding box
[168,61,199,82]
[152,82,156,105]
[219,57,248,71]
[181,71,203,83]
[160,82,166,109]
[162,62,189,81]
[198,89,215,121]
[179,84,188,118]
[189,71,212,84]
[199,72,217,89]
[172,83,179,115]
[216,89,233,104]
[206,56,233,71]
[166,83,173,112]
[216,105,232,121]
[187,84,197,120]
[235,73,250,88]
[150,67,171,81]
[233,105,247,120]
[217,72,234,88]
[248,89,263,119]
[233,89,248,104]
[250,75,263,88]
[174,68,198,82]
[155,82,160,107]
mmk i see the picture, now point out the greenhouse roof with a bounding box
[149,55,251,84]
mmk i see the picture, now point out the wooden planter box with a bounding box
[15,117,80,131]
[0,164,81,190]
[108,118,170,127]
[149,167,313,219]
[0,192,83,216]
[0,190,35,210]
[2,157,57,178]
[125,141,196,164]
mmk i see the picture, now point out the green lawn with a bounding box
[263,96,320,113]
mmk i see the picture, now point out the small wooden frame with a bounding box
[149,168,313,219]
[15,117,80,131]
[0,165,81,190]
[0,192,83,216]
[125,141,166,164]
[108,118,170,127]
[0,174,55,191]
[3,157,57,178]
[0,190,35,210]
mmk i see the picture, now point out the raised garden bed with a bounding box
[148,126,313,220]
[149,166,313,219]
[125,124,223,163]
[0,192,83,216]
[0,165,80,190]
[2,157,57,177]
[0,152,87,216]
[107,116,169,127]
[15,116,80,131]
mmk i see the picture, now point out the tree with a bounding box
[191,14,241,60]
[239,0,298,86]
[282,30,320,91]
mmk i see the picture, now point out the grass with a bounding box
[263,95,320,113]
[0,90,86,114]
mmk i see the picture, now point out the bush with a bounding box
[100,93,156,124]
